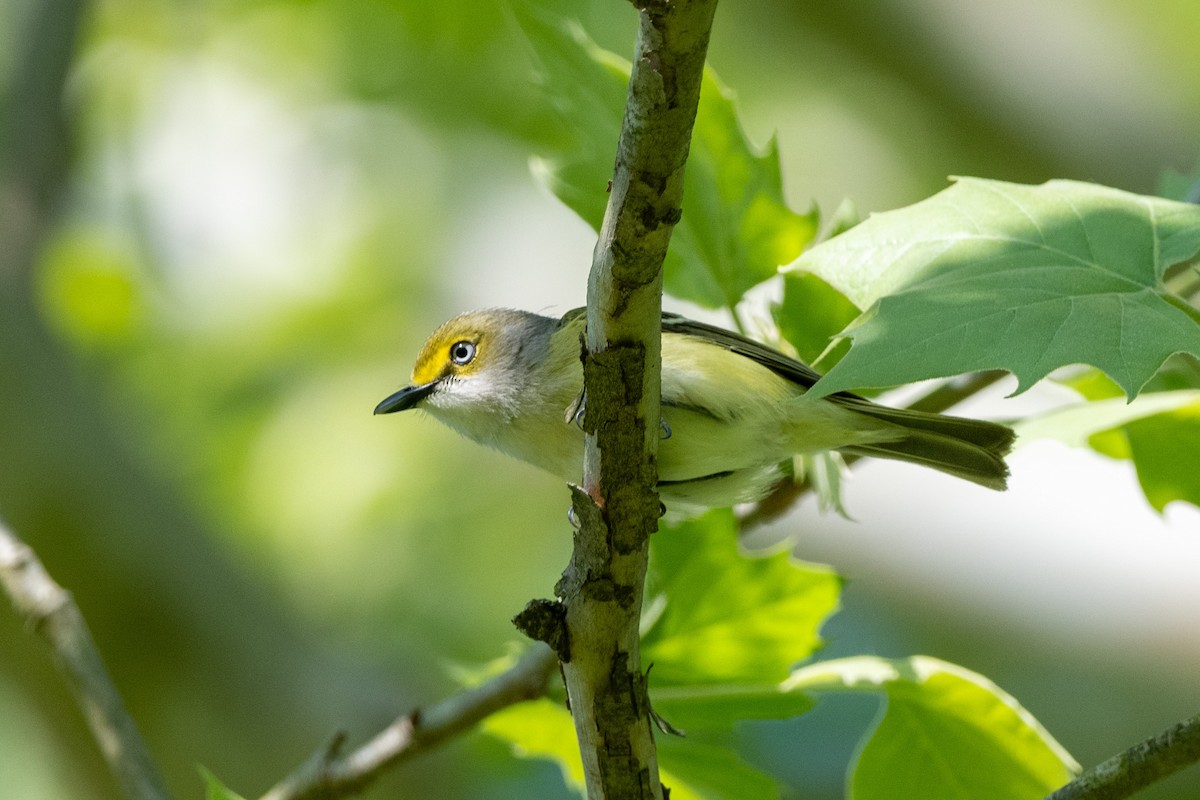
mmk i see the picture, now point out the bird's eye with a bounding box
[449,340,477,365]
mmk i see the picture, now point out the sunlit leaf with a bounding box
[1056,368,1126,401]
[1024,372,1200,512]
[658,736,780,800]
[788,178,1200,399]
[482,699,586,795]
[515,3,817,309]
[1015,390,1200,448]
[650,681,813,732]
[517,3,625,228]
[668,72,819,308]
[1122,403,1200,511]
[643,510,840,688]
[483,699,781,799]
[788,656,1079,800]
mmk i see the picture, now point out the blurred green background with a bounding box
[2,0,1199,798]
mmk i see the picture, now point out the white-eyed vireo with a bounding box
[375,308,1013,511]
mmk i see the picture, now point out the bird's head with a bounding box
[374,308,558,421]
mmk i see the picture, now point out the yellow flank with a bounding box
[411,319,488,384]
[662,334,799,416]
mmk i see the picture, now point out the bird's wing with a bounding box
[562,307,852,395]
[660,313,828,390]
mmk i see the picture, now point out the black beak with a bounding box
[374,381,438,415]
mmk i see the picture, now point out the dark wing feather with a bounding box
[661,313,837,393]
[563,307,855,397]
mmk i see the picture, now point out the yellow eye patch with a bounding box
[411,322,487,384]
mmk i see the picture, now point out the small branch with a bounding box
[259,645,557,800]
[1045,711,1200,800]
[0,519,171,800]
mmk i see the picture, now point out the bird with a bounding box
[374,307,1014,511]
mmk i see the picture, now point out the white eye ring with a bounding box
[449,340,476,365]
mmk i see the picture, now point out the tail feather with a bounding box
[839,403,1015,490]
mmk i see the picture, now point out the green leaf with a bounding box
[515,4,818,309]
[483,698,782,800]
[1016,386,1200,511]
[658,736,780,800]
[642,510,841,689]
[200,767,248,800]
[1123,403,1200,511]
[788,178,1200,399]
[788,656,1079,800]
[774,272,858,368]
[667,72,819,308]
[482,698,586,795]
[1015,390,1200,448]
[516,4,624,229]
[1057,368,1126,401]
[650,681,813,733]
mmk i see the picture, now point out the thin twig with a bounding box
[1045,711,1200,800]
[259,645,557,800]
[0,1,165,795]
[0,519,172,800]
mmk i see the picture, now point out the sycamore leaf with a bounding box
[642,510,841,688]
[482,699,586,794]
[1015,390,1200,448]
[788,656,1079,800]
[516,3,624,229]
[787,178,1200,399]
[1122,403,1200,511]
[1029,368,1200,512]
[657,736,780,800]
[514,3,817,309]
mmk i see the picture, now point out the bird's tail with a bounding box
[839,403,1015,490]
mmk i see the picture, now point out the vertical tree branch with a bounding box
[0,520,172,800]
[556,2,718,797]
